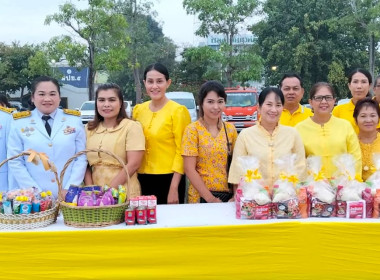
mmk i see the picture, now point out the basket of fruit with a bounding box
[0,150,60,230]
[59,149,130,228]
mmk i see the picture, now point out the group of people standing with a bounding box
[0,64,379,205]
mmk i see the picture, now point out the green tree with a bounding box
[341,0,380,79]
[183,0,262,86]
[109,2,176,104]
[113,0,176,103]
[0,42,53,99]
[253,0,369,99]
[45,0,130,100]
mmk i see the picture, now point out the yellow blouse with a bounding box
[133,100,191,174]
[181,121,238,203]
[360,133,380,181]
[295,116,362,179]
[332,99,380,134]
[85,119,145,198]
[228,122,306,188]
[279,104,313,127]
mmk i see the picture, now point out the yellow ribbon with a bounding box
[27,150,51,171]
[244,169,262,182]
[279,172,299,185]
[313,171,325,181]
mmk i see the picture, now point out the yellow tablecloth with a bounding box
[1,203,380,279]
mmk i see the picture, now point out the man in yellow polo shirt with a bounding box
[279,73,313,126]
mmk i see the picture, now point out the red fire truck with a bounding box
[222,86,259,132]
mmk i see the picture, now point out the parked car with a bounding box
[303,103,312,109]
[78,100,132,124]
[166,91,197,122]
[337,98,350,106]
[9,101,25,111]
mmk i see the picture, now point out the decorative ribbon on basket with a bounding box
[59,148,131,228]
[0,150,59,230]
[279,172,299,186]
[245,168,262,182]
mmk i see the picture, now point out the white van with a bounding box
[78,100,132,124]
[166,91,197,122]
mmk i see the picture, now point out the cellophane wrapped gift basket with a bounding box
[0,150,59,230]
[365,153,380,218]
[272,154,301,219]
[59,149,130,228]
[235,156,272,220]
[305,156,336,218]
[333,154,369,218]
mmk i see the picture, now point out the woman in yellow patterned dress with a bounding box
[182,81,237,203]
[85,83,145,198]
[354,98,380,181]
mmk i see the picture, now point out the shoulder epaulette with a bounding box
[13,110,31,120]
[63,109,81,117]
[0,106,15,114]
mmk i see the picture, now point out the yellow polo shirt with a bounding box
[332,99,380,134]
[279,104,313,127]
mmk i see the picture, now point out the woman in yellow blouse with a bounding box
[228,87,306,189]
[182,81,237,203]
[354,98,380,181]
[85,83,145,198]
[333,68,374,134]
[133,63,191,204]
[295,82,362,179]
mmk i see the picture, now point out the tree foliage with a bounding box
[45,0,130,100]
[0,42,53,99]
[183,0,263,86]
[109,0,176,104]
[253,0,378,99]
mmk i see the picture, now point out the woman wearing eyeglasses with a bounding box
[295,82,362,179]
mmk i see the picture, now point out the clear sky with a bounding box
[0,0,199,46]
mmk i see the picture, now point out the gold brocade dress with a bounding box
[85,119,145,198]
[359,133,380,181]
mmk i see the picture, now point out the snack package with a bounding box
[373,189,380,218]
[77,190,96,207]
[118,185,127,204]
[236,156,271,219]
[65,185,79,206]
[333,154,366,217]
[305,156,336,217]
[272,154,300,219]
[98,189,114,206]
[362,188,373,218]
[298,187,309,218]
[346,200,366,218]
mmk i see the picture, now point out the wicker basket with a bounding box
[0,150,60,230]
[59,149,130,228]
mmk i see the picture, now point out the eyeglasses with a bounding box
[312,95,334,102]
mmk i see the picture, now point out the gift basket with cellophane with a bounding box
[235,156,271,220]
[366,153,380,218]
[333,154,369,218]
[305,156,336,218]
[272,154,302,219]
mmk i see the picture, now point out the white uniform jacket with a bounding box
[7,109,87,197]
[0,107,13,191]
